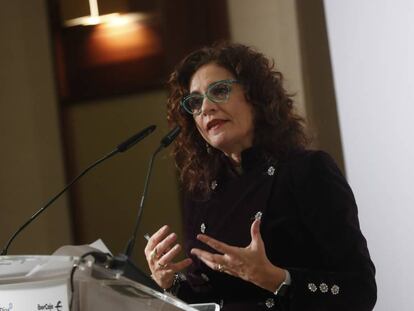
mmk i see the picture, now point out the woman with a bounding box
[144,43,377,310]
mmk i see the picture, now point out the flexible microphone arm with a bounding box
[124,126,181,258]
[1,125,156,256]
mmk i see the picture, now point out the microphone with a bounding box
[124,125,181,258]
[107,126,181,293]
[117,125,156,152]
[1,125,156,256]
[160,125,181,147]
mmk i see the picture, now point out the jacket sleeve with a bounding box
[285,151,377,311]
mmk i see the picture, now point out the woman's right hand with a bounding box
[144,225,193,290]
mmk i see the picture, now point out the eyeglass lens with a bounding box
[183,81,234,115]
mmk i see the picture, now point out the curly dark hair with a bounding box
[167,42,308,196]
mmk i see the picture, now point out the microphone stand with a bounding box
[124,144,162,258]
[108,126,181,292]
[1,149,117,256]
[1,125,156,256]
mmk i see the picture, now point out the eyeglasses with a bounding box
[181,79,239,116]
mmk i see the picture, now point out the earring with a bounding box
[206,143,212,154]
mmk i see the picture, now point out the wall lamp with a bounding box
[64,0,148,27]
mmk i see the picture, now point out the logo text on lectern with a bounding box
[37,301,62,311]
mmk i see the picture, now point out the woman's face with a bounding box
[189,63,254,156]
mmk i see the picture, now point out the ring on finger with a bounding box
[150,247,158,260]
[217,264,225,273]
[158,262,168,269]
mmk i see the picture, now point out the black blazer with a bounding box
[178,149,377,311]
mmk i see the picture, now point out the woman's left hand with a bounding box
[190,218,286,293]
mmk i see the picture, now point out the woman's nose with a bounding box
[200,96,217,115]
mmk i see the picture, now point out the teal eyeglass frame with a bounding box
[180,79,239,116]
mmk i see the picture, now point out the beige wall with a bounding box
[295,0,344,170]
[228,0,307,118]
[0,0,73,254]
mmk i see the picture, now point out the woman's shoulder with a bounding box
[282,149,335,167]
[280,149,345,182]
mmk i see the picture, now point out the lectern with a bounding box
[0,255,198,311]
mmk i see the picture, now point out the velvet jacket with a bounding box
[177,148,377,311]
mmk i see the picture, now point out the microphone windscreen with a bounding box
[117,125,156,152]
[160,126,181,147]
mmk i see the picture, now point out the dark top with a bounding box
[177,148,377,311]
